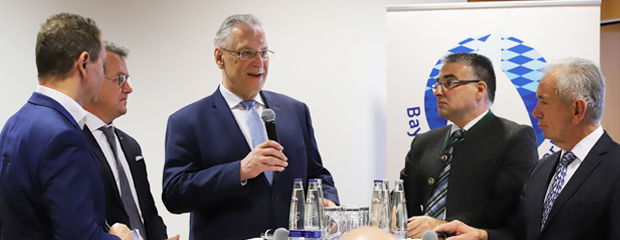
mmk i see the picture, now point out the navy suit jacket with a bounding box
[84,126,168,240]
[488,132,620,240]
[0,92,118,240]
[162,88,339,240]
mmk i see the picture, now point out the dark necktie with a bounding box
[240,100,272,184]
[99,126,147,239]
[425,129,466,219]
[541,151,576,230]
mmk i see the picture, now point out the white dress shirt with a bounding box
[84,112,144,222]
[35,85,88,129]
[219,83,269,149]
[545,126,604,196]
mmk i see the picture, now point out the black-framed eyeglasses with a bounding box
[220,47,274,61]
[431,80,481,91]
[105,73,131,88]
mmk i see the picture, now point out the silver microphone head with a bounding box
[261,108,276,122]
[273,228,289,240]
[421,230,439,240]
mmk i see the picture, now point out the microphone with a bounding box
[421,230,449,240]
[261,228,289,240]
[261,109,279,142]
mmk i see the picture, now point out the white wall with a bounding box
[0,0,463,238]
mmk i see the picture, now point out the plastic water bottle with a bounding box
[289,178,305,240]
[305,179,323,239]
[382,179,391,229]
[390,180,408,239]
[370,180,389,231]
[312,178,325,232]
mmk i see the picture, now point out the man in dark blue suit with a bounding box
[436,57,620,240]
[162,14,339,240]
[0,13,135,240]
[83,42,179,240]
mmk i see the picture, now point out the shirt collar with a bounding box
[35,85,88,129]
[562,125,604,162]
[450,109,489,133]
[84,112,114,133]
[219,83,264,109]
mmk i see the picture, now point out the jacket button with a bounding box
[440,154,448,161]
[273,196,281,201]
[427,177,435,185]
[420,204,424,213]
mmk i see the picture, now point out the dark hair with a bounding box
[443,53,496,102]
[35,13,102,80]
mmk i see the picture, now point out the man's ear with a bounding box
[475,81,488,100]
[214,48,225,69]
[572,99,587,124]
[77,51,90,76]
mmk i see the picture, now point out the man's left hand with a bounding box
[407,216,447,238]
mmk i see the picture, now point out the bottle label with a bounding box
[289,230,304,237]
[304,230,322,238]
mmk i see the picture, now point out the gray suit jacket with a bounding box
[400,111,538,229]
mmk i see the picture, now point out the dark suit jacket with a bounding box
[84,126,168,240]
[162,87,339,240]
[488,132,620,240]
[400,112,538,229]
[0,92,118,240]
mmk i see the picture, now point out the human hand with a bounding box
[240,140,288,181]
[433,220,488,240]
[324,198,337,207]
[406,216,447,238]
[108,223,143,240]
[165,234,180,240]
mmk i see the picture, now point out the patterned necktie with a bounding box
[240,100,272,184]
[425,129,466,220]
[541,151,576,230]
[99,126,147,239]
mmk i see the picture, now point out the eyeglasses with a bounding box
[431,80,481,91]
[105,73,131,88]
[220,48,274,61]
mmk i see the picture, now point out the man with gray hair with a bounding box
[436,57,620,240]
[162,14,339,239]
[400,52,538,238]
[83,41,179,240]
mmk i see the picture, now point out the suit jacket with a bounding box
[400,112,538,229]
[83,126,168,240]
[488,132,620,240]
[162,87,339,240]
[0,92,118,240]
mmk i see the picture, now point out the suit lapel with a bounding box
[543,133,611,229]
[83,125,124,204]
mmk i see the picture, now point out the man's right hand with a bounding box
[108,223,144,240]
[240,140,288,181]
[433,220,488,240]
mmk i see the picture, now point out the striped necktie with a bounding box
[425,129,465,220]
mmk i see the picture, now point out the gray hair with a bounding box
[213,14,262,47]
[104,41,129,58]
[545,57,606,123]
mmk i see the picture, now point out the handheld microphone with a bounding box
[421,230,449,240]
[261,109,279,142]
[261,228,289,240]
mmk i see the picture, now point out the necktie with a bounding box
[425,129,465,220]
[99,126,147,239]
[240,100,272,184]
[541,151,576,230]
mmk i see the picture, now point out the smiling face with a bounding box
[215,24,269,100]
[84,51,133,124]
[532,70,575,146]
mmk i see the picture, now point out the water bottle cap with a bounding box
[294,178,303,181]
[309,179,318,182]
[374,179,383,183]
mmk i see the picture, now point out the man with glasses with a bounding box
[436,57,620,240]
[83,42,179,240]
[0,13,135,239]
[400,53,538,238]
[162,14,339,239]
